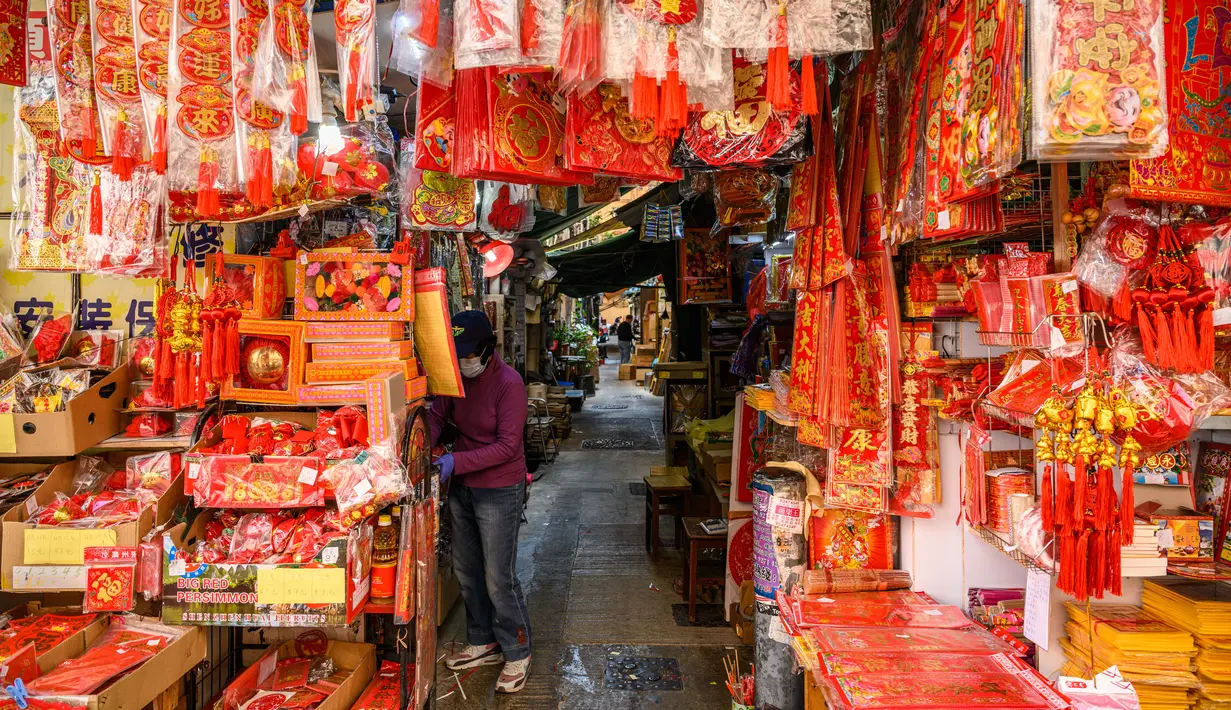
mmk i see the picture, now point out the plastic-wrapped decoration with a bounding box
[233,0,294,213]
[80,166,166,275]
[479,181,535,238]
[300,118,397,202]
[391,1,454,86]
[557,0,604,95]
[323,447,410,529]
[131,0,170,173]
[454,0,562,70]
[1073,198,1158,301]
[10,61,88,271]
[167,0,239,219]
[90,0,148,181]
[1030,0,1168,161]
[671,57,811,170]
[413,74,457,172]
[713,168,778,227]
[401,140,478,231]
[50,0,110,164]
[250,0,322,137]
[336,0,378,121]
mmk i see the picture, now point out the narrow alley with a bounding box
[434,360,745,708]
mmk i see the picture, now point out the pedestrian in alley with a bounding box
[430,310,533,693]
[617,314,634,364]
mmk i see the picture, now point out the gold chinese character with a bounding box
[1077,0,1133,22]
[843,429,877,453]
[191,108,222,135]
[1076,23,1138,71]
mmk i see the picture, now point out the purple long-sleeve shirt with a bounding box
[428,356,527,488]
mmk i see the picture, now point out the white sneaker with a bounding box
[445,642,503,670]
[496,656,531,693]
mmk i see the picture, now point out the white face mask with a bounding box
[459,357,486,378]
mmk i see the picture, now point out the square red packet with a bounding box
[83,546,137,613]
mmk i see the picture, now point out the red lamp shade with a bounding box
[480,242,514,277]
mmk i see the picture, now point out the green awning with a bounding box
[548,231,677,299]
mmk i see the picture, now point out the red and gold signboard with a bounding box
[564,84,682,182]
[0,0,31,87]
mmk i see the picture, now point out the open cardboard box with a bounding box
[67,617,205,710]
[1,602,111,674]
[0,460,186,592]
[0,366,128,457]
[160,512,371,627]
[226,640,375,710]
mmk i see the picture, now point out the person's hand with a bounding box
[435,453,455,482]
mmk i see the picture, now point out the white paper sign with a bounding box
[298,466,318,485]
[1024,568,1051,651]
[11,565,86,590]
[24,496,37,518]
[187,461,201,480]
[765,496,805,533]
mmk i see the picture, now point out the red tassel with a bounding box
[196,352,206,409]
[225,309,241,376]
[1121,463,1135,546]
[1090,528,1105,599]
[1173,304,1193,371]
[1094,465,1113,532]
[1112,284,1133,322]
[1041,464,1053,531]
[1200,305,1215,371]
[196,146,220,218]
[174,351,188,409]
[801,55,818,115]
[521,0,540,54]
[200,318,212,384]
[82,107,98,158]
[89,170,103,236]
[1135,296,1156,363]
[659,32,686,136]
[1054,469,1069,532]
[1072,465,1087,527]
[1057,533,1071,593]
[290,69,309,135]
[111,109,135,182]
[766,47,790,110]
[631,73,659,122]
[1154,304,1173,368]
[152,106,167,174]
[1074,530,1089,600]
[1109,529,1122,597]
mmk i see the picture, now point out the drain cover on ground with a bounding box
[618,395,641,399]
[629,482,646,496]
[591,404,629,410]
[603,656,683,691]
[581,438,635,449]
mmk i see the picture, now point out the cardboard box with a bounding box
[1,462,185,592]
[221,320,306,405]
[220,254,287,320]
[701,444,733,484]
[305,359,417,384]
[636,367,653,381]
[294,252,414,322]
[160,512,371,627]
[71,619,205,710]
[232,640,375,710]
[0,367,128,457]
[304,322,406,342]
[3,603,111,674]
[632,355,654,367]
[406,374,427,402]
[618,364,636,380]
[311,341,415,362]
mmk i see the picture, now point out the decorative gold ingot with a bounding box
[139,355,156,376]
[1075,388,1099,421]
[245,345,286,385]
[1095,405,1116,434]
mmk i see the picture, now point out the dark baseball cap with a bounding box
[451,310,494,358]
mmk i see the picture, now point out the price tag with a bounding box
[186,461,201,480]
[24,528,118,565]
[353,478,372,497]
[258,653,277,684]
[1024,568,1051,651]
[937,209,951,230]
[24,496,37,518]
[298,466,318,486]
[1061,279,1079,294]
[1215,307,1231,327]
[11,565,87,590]
[320,161,339,176]
[922,609,942,616]
[257,567,346,605]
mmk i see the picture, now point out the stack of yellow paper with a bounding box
[1143,579,1231,637]
[1143,579,1231,709]
[743,384,776,411]
[1063,602,1198,709]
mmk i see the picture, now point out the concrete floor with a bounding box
[434,361,748,708]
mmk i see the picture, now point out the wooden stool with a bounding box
[680,516,727,623]
[644,475,690,561]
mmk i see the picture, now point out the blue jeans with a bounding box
[450,482,532,661]
[619,340,633,364]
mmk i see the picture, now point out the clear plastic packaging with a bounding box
[13,369,91,414]
[322,447,410,528]
[702,0,871,57]
[1074,199,1159,299]
[557,0,604,95]
[250,0,323,135]
[89,0,148,178]
[302,118,397,202]
[400,140,478,231]
[49,0,108,164]
[130,0,170,172]
[80,167,165,275]
[126,452,181,497]
[391,3,454,88]
[26,618,184,696]
[563,84,683,181]
[479,181,535,238]
[713,169,778,227]
[166,0,239,218]
[454,0,563,70]
[1030,0,1168,161]
[335,0,379,121]
[193,454,325,508]
[233,0,296,213]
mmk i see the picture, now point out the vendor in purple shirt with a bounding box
[431,310,532,694]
